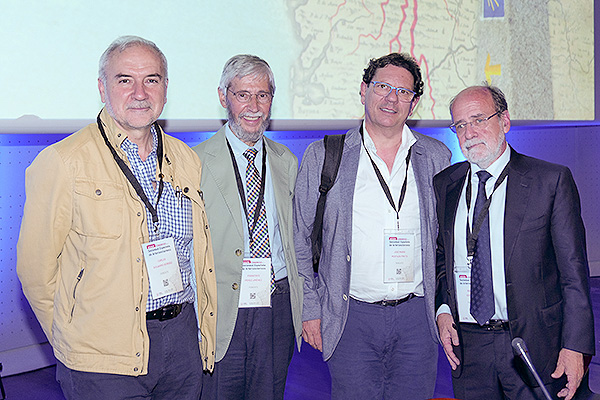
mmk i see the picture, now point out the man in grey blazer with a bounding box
[294,53,451,399]
[193,54,302,400]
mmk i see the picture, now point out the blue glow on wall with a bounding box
[1,123,599,376]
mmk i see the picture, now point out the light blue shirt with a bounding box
[225,125,287,280]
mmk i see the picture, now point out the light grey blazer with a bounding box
[293,125,451,360]
[193,126,303,362]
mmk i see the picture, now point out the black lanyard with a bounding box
[226,139,267,239]
[359,126,412,225]
[96,112,164,232]
[465,163,510,257]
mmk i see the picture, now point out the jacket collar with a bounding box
[97,107,164,153]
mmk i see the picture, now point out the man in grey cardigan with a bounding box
[294,53,451,399]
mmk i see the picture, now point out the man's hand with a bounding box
[302,319,322,352]
[551,348,584,400]
[437,313,460,370]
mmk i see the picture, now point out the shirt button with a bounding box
[136,352,140,357]
[135,307,139,311]
[232,283,239,290]
[95,189,102,196]
[137,212,141,217]
[343,294,348,301]
[183,187,189,193]
[136,258,141,263]
[346,255,350,262]
[133,367,138,372]
[210,312,214,316]
[209,268,213,273]
[235,249,243,257]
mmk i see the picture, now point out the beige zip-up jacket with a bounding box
[17,109,217,375]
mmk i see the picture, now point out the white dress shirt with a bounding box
[349,123,423,302]
[225,125,287,280]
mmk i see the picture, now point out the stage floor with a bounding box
[3,277,598,399]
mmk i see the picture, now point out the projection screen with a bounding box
[0,0,594,132]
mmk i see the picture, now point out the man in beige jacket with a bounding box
[16,36,217,400]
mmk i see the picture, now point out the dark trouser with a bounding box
[201,277,295,400]
[56,302,202,400]
[327,296,438,400]
[453,323,567,400]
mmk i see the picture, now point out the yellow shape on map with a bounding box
[487,0,499,11]
[485,53,501,84]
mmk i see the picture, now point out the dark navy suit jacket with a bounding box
[434,147,595,385]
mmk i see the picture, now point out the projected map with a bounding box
[288,0,594,120]
[0,0,594,123]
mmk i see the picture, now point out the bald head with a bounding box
[449,85,510,169]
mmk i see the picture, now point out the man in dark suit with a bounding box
[193,54,302,400]
[434,84,595,400]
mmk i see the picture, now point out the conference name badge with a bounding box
[239,258,271,308]
[454,263,476,323]
[383,229,415,283]
[142,237,184,299]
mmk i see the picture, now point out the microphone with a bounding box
[511,337,553,400]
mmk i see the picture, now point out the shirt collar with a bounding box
[224,123,264,157]
[120,124,158,157]
[471,145,510,179]
[99,107,158,155]
[361,121,416,155]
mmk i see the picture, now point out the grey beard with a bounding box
[227,107,271,145]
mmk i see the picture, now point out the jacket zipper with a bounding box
[69,268,85,322]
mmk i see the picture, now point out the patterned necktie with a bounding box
[243,148,275,292]
[470,170,494,325]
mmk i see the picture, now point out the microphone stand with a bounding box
[511,337,553,400]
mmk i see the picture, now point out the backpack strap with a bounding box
[310,134,346,271]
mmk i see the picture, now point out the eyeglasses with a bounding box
[449,111,500,134]
[227,88,273,104]
[370,81,416,102]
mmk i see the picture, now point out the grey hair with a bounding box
[449,83,508,116]
[98,35,168,84]
[218,54,275,95]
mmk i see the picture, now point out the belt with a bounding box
[369,293,416,307]
[146,303,183,321]
[463,319,510,331]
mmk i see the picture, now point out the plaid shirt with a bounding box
[121,126,195,311]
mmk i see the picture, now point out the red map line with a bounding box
[443,0,458,24]
[418,55,436,118]
[330,0,347,23]
[342,0,437,117]
[349,0,390,54]
[408,0,436,118]
[388,0,409,52]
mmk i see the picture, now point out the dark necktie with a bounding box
[243,148,275,292]
[470,170,494,325]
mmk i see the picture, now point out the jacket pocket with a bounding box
[541,300,563,327]
[520,213,547,232]
[72,179,124,238]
